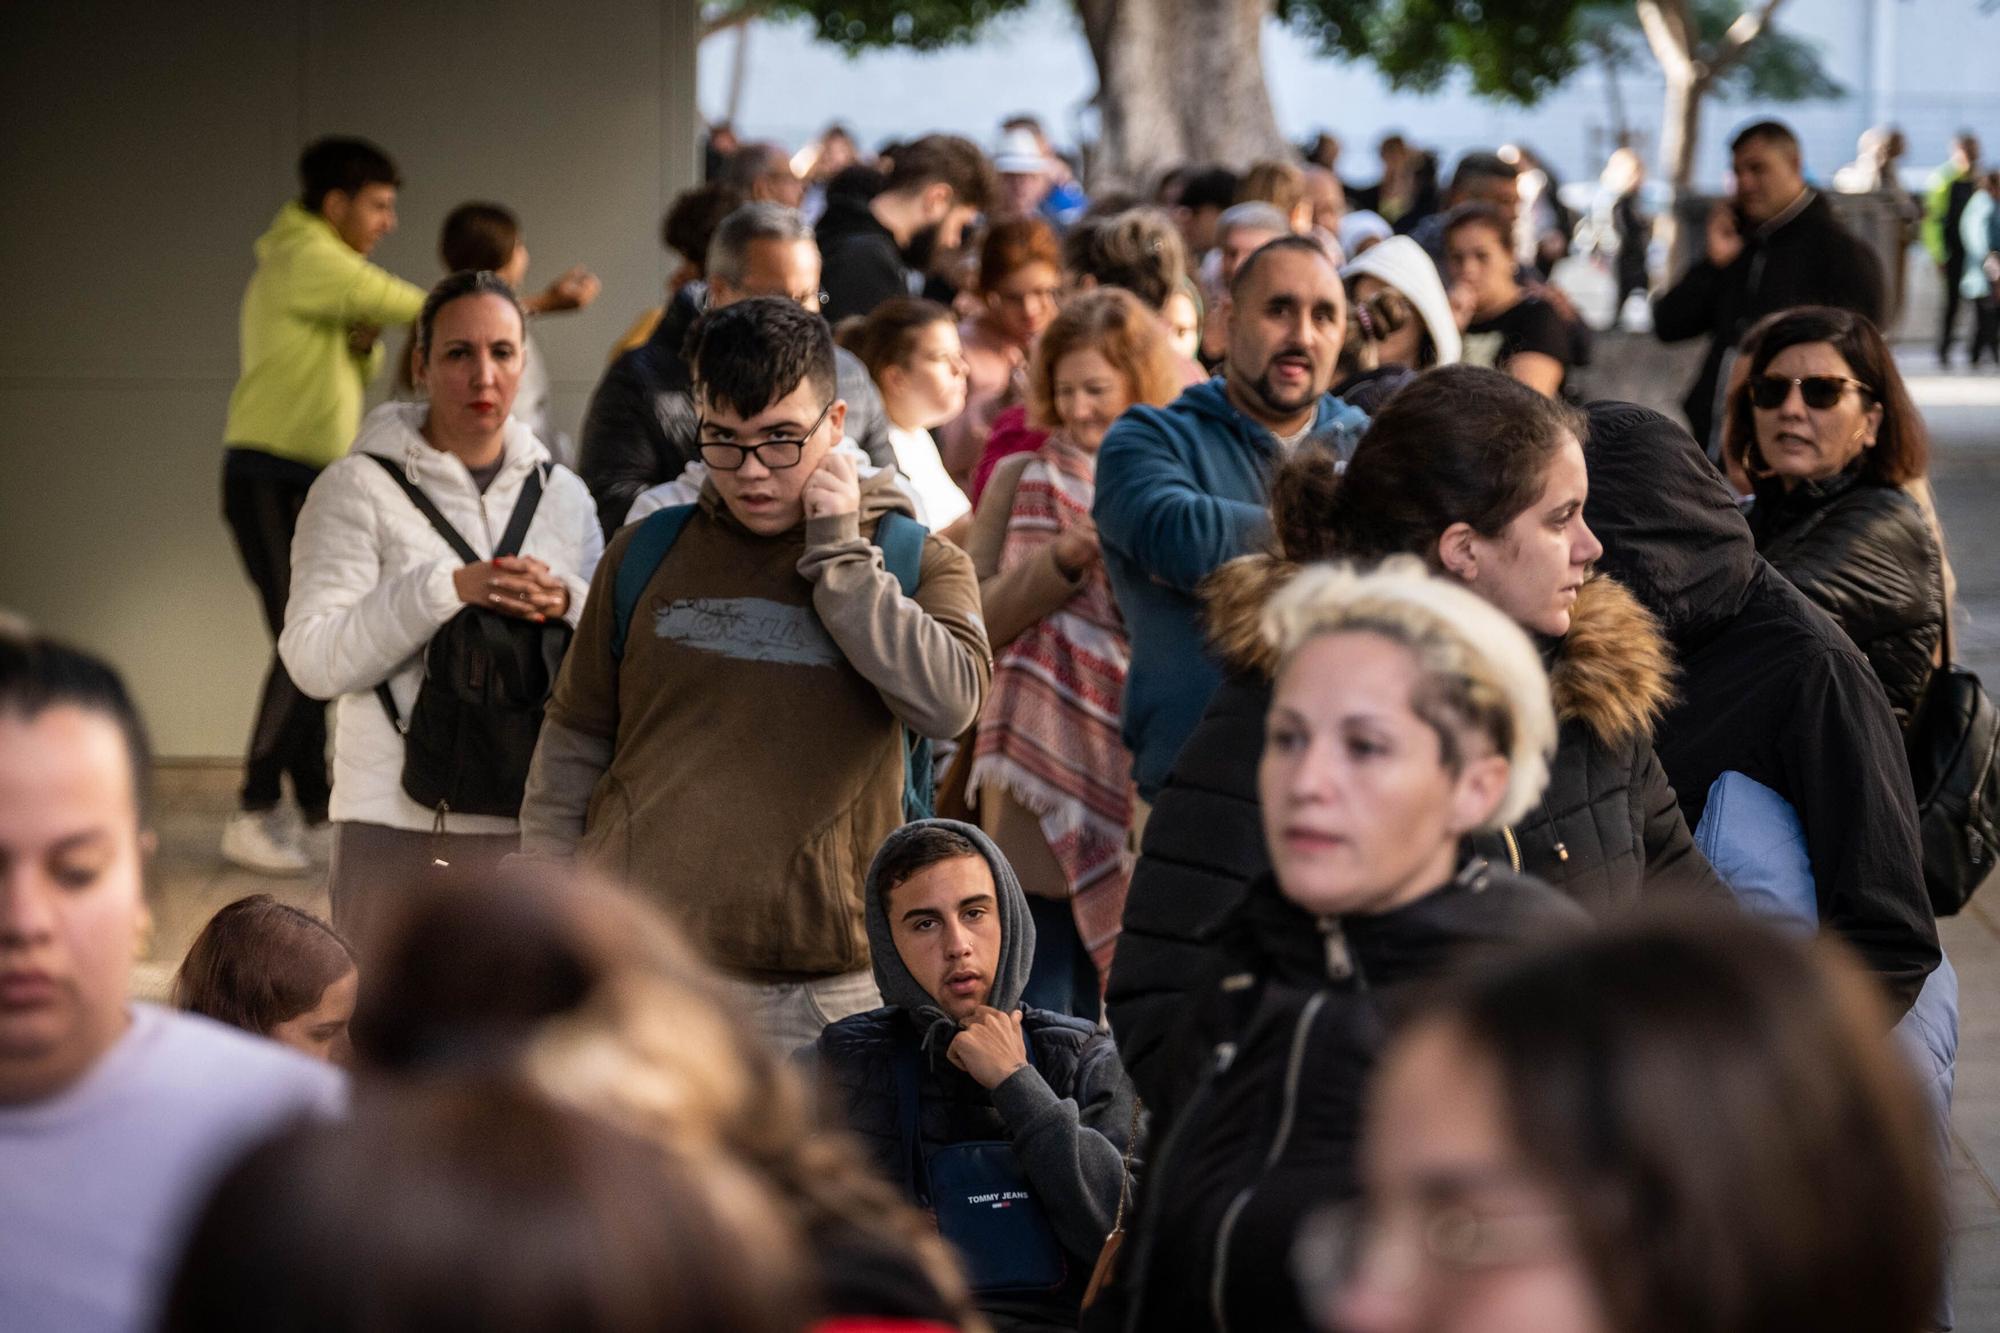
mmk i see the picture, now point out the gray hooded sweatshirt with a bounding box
[817,820,1141,1320]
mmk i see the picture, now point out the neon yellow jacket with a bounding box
[223,203,427,468]
[1922,163,1969,266]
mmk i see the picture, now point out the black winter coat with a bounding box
[1108,864,1588,1333]
[1584,402,1939,1017]
[1108,563,1726,1126]
[817,1007,1136,1329]
[576,283,893,537]
[1750,467,1944,730]
[819,192,915,325]
[1653,190,1886,449]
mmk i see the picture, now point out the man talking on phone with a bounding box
[1654,119,1886,455]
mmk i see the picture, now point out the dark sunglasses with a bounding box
[1750,374,1872,411]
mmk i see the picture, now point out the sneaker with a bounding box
[221,809,312,875]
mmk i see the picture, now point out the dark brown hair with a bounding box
[1440,200,1511,250]
[439,202,520,274]
[1723,305,1928,486]
[163,1078,813,1333]
[1403,914,1941,1333]
[1027,287,1183,431]
[0,629,153,823]
[883,132,997,213]
[661,183,745,273]
[840,296,954,382]
[171,895,355,1036]
[977,215,1062,293]
[1275,363,1582,565]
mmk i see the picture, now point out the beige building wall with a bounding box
[0,0,701,756]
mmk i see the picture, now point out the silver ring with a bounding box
[489,591,501,604]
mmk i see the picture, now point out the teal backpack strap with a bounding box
[611,504,698,663]
[874,510,926,598]
[871,511,936,821]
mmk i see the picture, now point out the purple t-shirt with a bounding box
[0,1003,346,1331]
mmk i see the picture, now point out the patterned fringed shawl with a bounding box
[968,435,1134,975]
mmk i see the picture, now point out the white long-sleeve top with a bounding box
[279,401,603,833]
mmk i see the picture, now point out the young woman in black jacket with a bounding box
[1109,367,1725,1125]
[1106,560,1588,1333]
[1722,305,1946,729]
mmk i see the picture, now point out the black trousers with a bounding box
[1940,258,1967,360]
[221,448,330,819]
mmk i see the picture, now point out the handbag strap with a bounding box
[366,453,480,563]
[1107,1095,1144,1234]
[495,465,546,559]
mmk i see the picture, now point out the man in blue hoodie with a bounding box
[814,820,1138,1330]
[1093,234,1366,802]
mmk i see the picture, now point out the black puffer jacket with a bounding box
[1107,862,1588,1333]
[1583,402,1938,1017]
[576,283,893,537]
[1750,467,1944,730]
[816,821,1137,1331]
[1108,561,1726,1125]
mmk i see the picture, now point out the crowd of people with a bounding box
[2,111,1991,1332]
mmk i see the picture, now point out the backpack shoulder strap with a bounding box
[365,453,480,564]
[494,463,546,559]
[874,510,927,598]
[611,504,699,663]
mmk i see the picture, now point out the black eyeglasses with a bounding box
[1750,374,1873,411]
[697,399,834,471]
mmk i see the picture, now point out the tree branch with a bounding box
[701,4,759,41]
[1707,0,1788,77]
[1634,0,1697,84]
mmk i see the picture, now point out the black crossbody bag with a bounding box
[366,454,573,820]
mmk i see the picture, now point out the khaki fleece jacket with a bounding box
[520,470,990,980]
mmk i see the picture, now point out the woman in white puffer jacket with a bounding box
[280,271,602,939]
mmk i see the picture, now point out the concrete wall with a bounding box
[0,0,699,757]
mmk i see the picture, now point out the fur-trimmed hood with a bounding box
[1202,555,1674,748]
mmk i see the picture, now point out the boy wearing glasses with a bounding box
[522,298,991,1052]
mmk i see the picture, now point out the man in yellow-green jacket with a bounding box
[220,137,426,874]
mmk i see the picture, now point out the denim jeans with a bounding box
[725,969,882,1060]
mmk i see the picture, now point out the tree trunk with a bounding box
[1077,0,1290,188]
[1659,68,1704,193]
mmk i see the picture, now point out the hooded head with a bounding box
[1581,403,1758,651]
[864,820,1035,1048]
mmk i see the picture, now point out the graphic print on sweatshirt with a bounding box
[653,597,841,668]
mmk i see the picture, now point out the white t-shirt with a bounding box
[0,1004,346,1332]
[885,423,972,529]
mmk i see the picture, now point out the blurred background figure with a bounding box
[723,139,806,210]
[941,217,1063,483]
[164,1079,816,1333]
[1961,171,2000,367]
[1319,916,1944,1333]
[606,182,744,360]
[1335,234,1461,412]
[1924,132,1981,366]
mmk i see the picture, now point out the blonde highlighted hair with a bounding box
[1026,287,1182,432]
[1261,557,1556,829]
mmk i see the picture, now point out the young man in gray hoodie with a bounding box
[813,820,1139,1330]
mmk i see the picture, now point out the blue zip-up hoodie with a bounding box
[1092,377,1367,798]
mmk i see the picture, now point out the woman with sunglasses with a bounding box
[1722,306,1946,729]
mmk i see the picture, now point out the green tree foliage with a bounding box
[709,0,1034,53]
[1274,0,1595,105]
